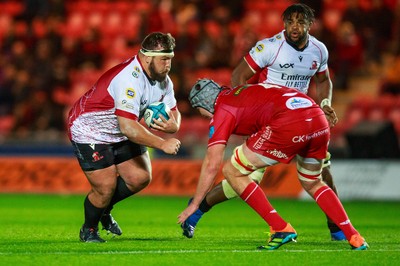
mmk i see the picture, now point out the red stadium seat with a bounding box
[192,68,232,87]
[0,13,12,40]
[123,12,142,38]
[261,10,283,36]
[323,0,348,12]
[368,107,385,121]
[0,1,23,16]
[102,12,123,38]
[64,11,86,38]
[87,11,103,30]
[0,115,14,136]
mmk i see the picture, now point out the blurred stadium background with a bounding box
[0,0,399,199]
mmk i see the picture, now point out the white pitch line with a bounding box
[0,249,399,255]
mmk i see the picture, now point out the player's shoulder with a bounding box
[308,34,328,50]
[112,57,145,84]
[252,31,284,55]
[258,31,285,46]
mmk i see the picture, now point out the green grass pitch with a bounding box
[0,194,399,265]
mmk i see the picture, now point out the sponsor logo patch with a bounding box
[266,149,288,159]
[253,126,272,150]
[132,66,141,78]
[126,88,136,98]
[92,151,104,162]
[292,128,329,143]
[279,63,294,68]
[256,43,264,52]
[209,126,215,139]
[286,97,312,110]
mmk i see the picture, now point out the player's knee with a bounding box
[222,162,235,181]
[137,173,152,188]
[124,171,152,191]
[296,163,322,183]
[300,178,324,195]
[92,185,115,206]
[221,179,238,199]
[249,167,266,184]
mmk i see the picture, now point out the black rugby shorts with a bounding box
[71,140,147,171]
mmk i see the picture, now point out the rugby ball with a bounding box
[144,102,170,128]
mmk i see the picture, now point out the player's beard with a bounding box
[149,60,169,82]
[287,31,308,47]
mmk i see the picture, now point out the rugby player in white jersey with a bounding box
[181,3,345,242]
[68,32,181,242]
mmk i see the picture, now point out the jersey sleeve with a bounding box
[245,36,278,73]
[317,41,329,73]
[208,108,236,147]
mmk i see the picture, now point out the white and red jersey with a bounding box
[68,55,177,144]
[244,30,329,94]
[209,84,329,163]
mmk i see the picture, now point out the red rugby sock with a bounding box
[314,186,358,239]
[240,182,287,231]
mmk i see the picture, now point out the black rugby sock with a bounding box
[328,221,342,233]
[83,196,105,229]
[199,198,212,213]
[104,176,134,214]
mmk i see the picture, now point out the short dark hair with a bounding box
[282,3,315,23]
[141,32,176,51]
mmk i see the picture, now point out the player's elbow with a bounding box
[120,123,139,140]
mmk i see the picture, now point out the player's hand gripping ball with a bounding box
[144,102,170,128]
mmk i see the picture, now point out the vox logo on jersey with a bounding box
[279,63,294,68]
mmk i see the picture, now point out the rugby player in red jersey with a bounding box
[177,79,367,250]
